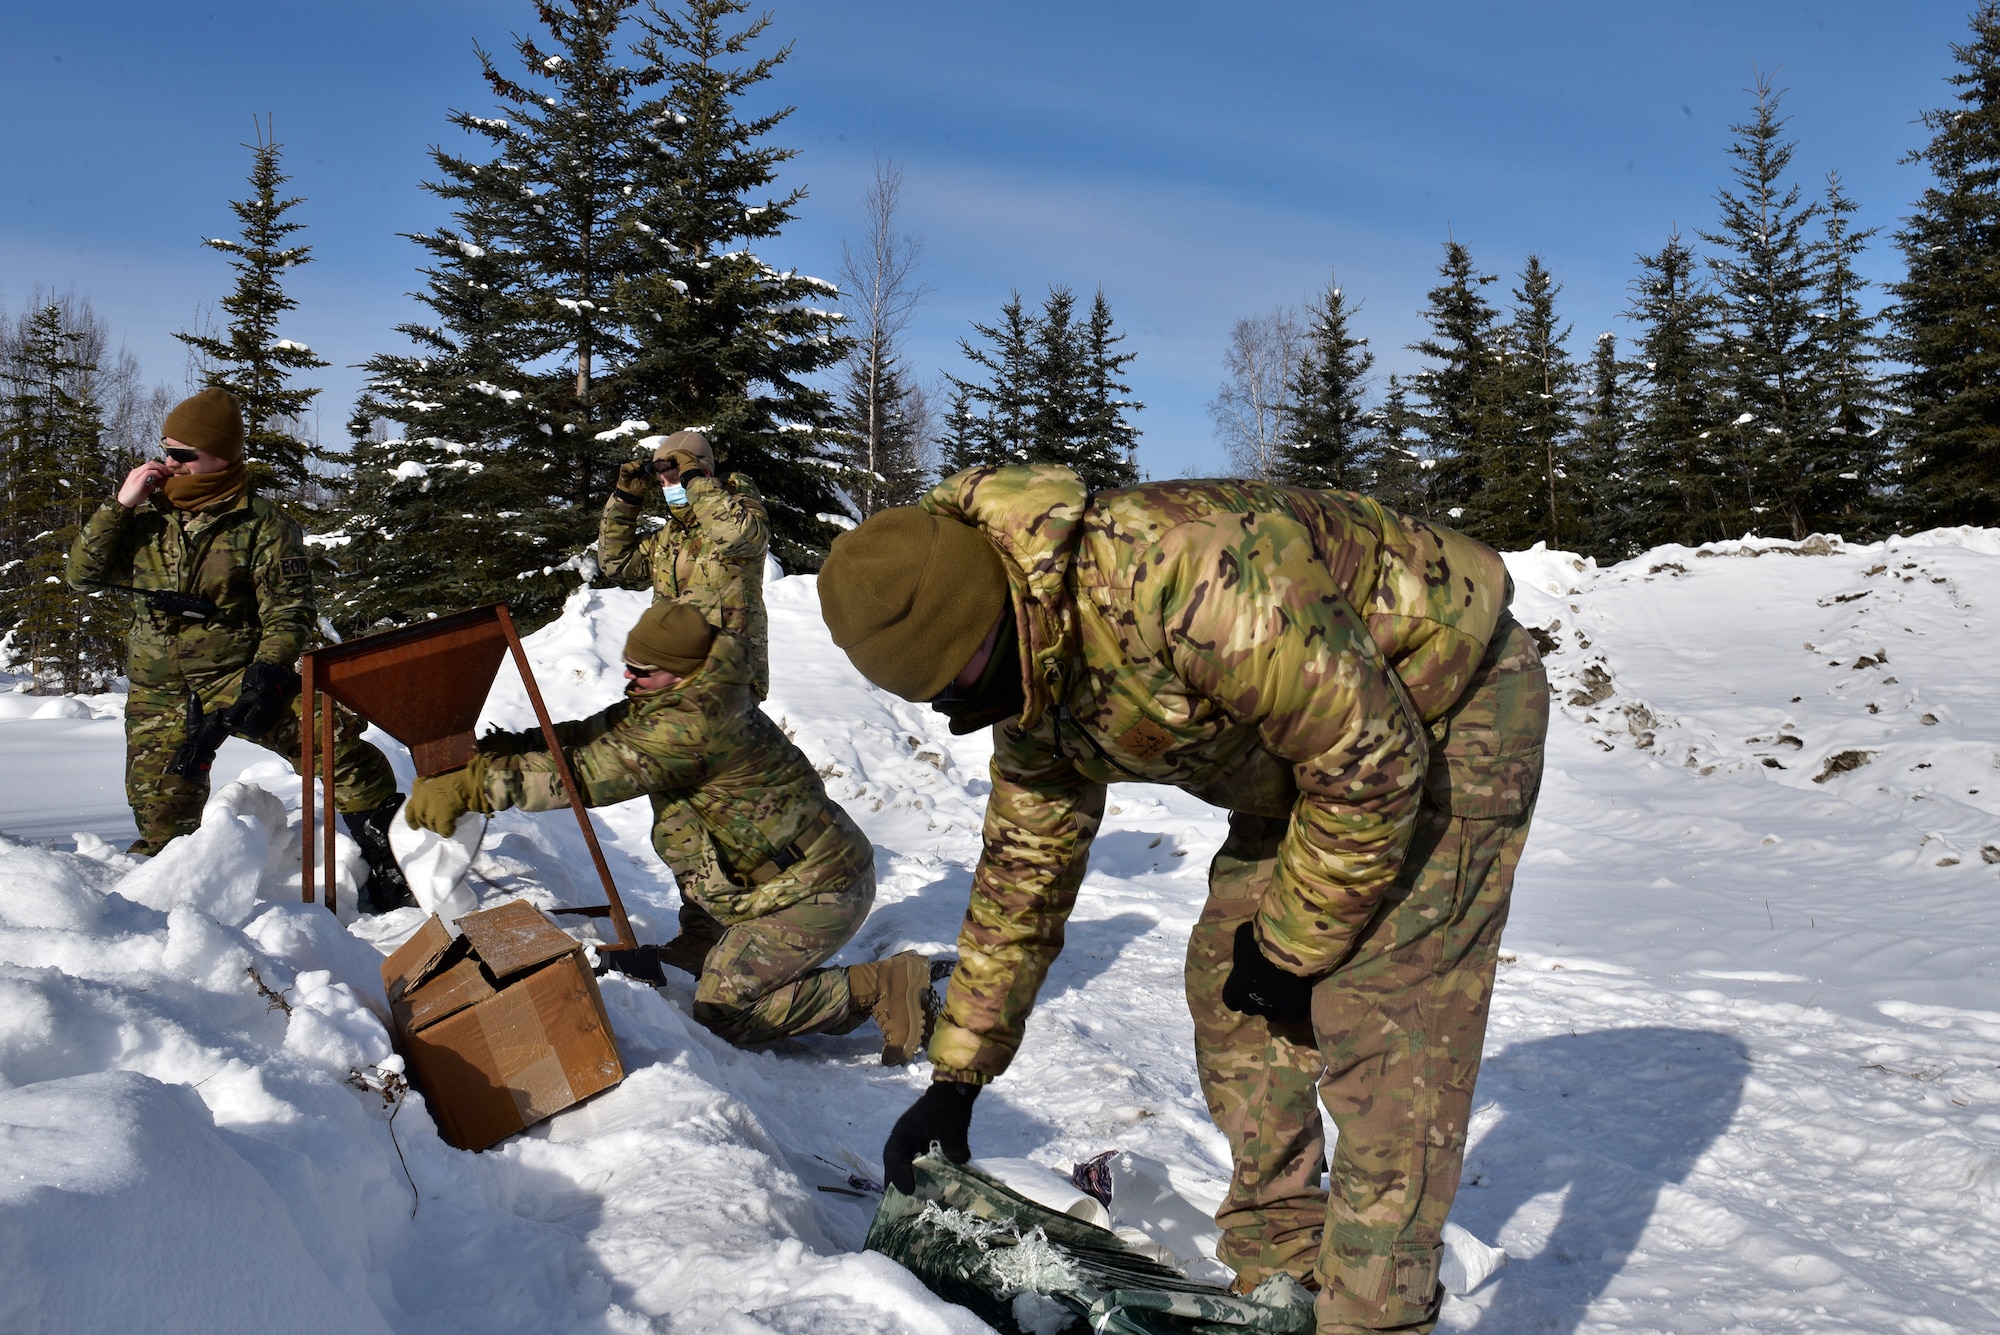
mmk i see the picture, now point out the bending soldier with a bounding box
[817,465,1548,1334]
[65,388,411,911]
[403,602,935,1063]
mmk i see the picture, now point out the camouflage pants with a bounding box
[125,669,398,856]
[691,884,878,1047]
[1185,616,1547,1333]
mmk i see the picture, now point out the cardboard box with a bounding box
[381,899,625,1151]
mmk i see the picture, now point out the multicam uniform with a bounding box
[478,632,878,1046]
[65,491,395,855]
[918,465,1548,1332]
[598,474,772,699]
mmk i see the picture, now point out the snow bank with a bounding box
[0,1071,394,1335]
[1,528,1998,1332]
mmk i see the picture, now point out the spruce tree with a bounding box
[939,383,985,477]
[1884,1,2000,527]
[1700,74,1825,538]
[0,304,116,692]
[453,0,643,532]
[1029,287,1090,469]
[1074,288,1141,489]
[1810,171,1888,535]
[174,121,329,501]
[947,293,1039,467]
[1408,240,1503,529]
[834,354,930,511]
[1274,275,1374,492]
[330,1,638,630]
[334,215,567,633]
[1366,373,1431,514]
[620,0,850,570]
[1622,231,1727,550]
[1577,332,1627,552]
[1494,255,1584,550]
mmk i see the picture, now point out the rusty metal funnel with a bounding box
[298,603,634,949]
[309,605,512,777]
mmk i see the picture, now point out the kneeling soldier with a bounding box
[65,388,410,910]
[403,602,933,1062]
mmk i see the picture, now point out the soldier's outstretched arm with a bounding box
[928,727,1106,1082]
[1153,513,1428,977]
[483,699,706,814]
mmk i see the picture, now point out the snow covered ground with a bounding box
[2,526,1997,1333]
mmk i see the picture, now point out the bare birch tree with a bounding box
[838,158,931,512]
[1210,307,1303,479]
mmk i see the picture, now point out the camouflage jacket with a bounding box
[482,632,869,924]
[64,491,315,690]
[598,473,771,698]
[918,465,1512,1080]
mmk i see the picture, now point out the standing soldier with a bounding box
[598,428,771,973]
[403,602,935,1063]
[65,387,411,910]
[816,465,1548,1334]
[598,429,770,697]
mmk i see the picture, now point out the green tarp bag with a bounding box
[864,1152,1315,1335]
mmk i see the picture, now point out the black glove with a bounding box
[224,662,294,739]
[476,724,549,757]
[883,1080,980,1195]
[1221,921,1319,1023]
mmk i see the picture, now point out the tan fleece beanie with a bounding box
[624,603,715,676]
[817,507,1009,702]
[161,387,245,463]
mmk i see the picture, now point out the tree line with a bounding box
[5,1,2000,694]
[1214,22,2000,559]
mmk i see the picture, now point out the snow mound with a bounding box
[1,531,1998,1332]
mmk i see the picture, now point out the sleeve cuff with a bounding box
[930,1067,995,1087]
[927,1021,1016,1081]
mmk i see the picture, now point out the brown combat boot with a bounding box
[847,951,933,1065]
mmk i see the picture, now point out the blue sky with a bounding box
[0,1,1976,479]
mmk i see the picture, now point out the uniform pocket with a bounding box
[1422,619,1549,820]
[1391,1239,1443,1315]
[1424,744,1544,820]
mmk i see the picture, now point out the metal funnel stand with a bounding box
[299,603,634,949]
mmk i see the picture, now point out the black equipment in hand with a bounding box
[164,693,236,780]
[640,452,708,482]
[222,662,294,739]
[883,1081,981,1195]
[1221,921,1319,1024]
[87,582,218,621]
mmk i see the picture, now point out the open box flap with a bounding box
[381,915,459,1003]
[456,899,581,980]
[394,955,499,1034]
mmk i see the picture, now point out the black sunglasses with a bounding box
[623,662,660,676]
[163,447,199,463]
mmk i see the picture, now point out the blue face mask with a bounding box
[659,483,688,506]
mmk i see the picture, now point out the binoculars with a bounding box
[638,457,704,480]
